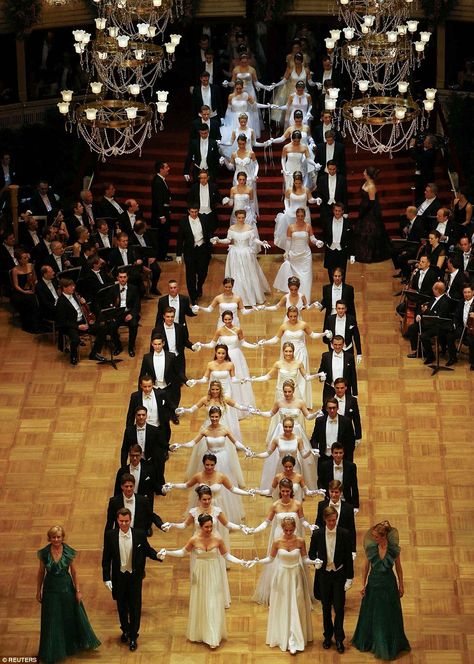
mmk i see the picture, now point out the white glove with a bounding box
[158,548,167,559]
[356,354,362,365]
[313,558,323,569]
[316,240,324,249]
[210,236,219,245]
[169,443,180,452]
[161,522,172,531]
[175,407,185,416]
[264,139,273,147]
[350,255,355,264]
[352,552,357,560]
[324,329,333,339]
[314,162,322,171]
[319,372,327,382]
[191,342,202,352]
[354,508,359,515]
[315,197,322,205]
[257,339,266,346]
[191,305,199,314]
[162,483,173,493]
[104,581,113,591]
[261,240,271,250]
[313,300,323,310]
[175,256,182,264]
[355,439,361,447]
[222,196,230,205]
[184,174,191,182]
[219,156,225,165]
[241,525,253,535]
[310,448,320,456]
[244,559,257,568]
[344,579,353,592]
[222,80,229,88]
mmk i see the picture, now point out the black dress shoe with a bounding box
[113,346,123,356]
[163,256,173,262]
[406,352,418,359]
[71,356,78,365]
[392,271,402,278]
[446,358,457,367]
[120,632,129,643]
[89,352,106,361]
[423,356,435,365]
[336,641,345,653]
[470,365,474,371]
[322,638,331,649]
[129,640,137,651]
[129,349,136,357]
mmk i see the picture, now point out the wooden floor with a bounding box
[0,254,473,664]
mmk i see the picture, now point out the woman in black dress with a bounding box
[10,249,41,332]
[421,230,446,275]
[352,167,391,263]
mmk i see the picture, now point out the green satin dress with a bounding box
[37,543,100,663]
[351,540,411,660]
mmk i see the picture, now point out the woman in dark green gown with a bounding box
[37,525,100,663]
[351,521,410,660]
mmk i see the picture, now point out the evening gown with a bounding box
[188,506,231,607]
[225,228,269,306]
[186,434,245,489]
[274,192,311,249]
[280,329,312,405]
[273,230,313,301]
[266,549,313,653]
[187,547,227,647]
[11,273,41,332]
[260,433,317,492]
[232,156,259,215]
[351,538,411,660]
[217,331,255,416]
[188,482,244,527]
[352,188,391,263]
[37,544,100,663]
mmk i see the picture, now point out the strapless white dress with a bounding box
[260,434,317,492]
[220,126,253,161]
[187,547,227,647]
[216,301,241,329]
[282,152,315,190]
[188,481,244,527]
[230,192,257,227]
[280,329,311,405]
[232,156,259,216]
[189,506,231,607]
[223,93,261,139]
[217,332,255,417]
[271,67,309,124]
[274,192,311,250]
[186,434,245,490]
[273,231,313,301]
[266,548,313,652]
[225,228,269,306]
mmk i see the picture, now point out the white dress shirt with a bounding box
[43,278,59,301]
[463,252,471,270]
[199,183,211,214]
[329,217,343,250]
[40,193,53,212]
[325,416,339,456]
[122,493,136,527]
[164,324,177,355]
[129,463,141,491]
[463,298,474,324]
[201,85,211,109]
[28,230,40,246]
[119,529,133,572]
[189,216,204,247]
[99,231,111,248]
[335,314,347,341]
[417,197,434,216]
[325,527,337,570]
[327,174,337,206]
[92,269,104,285]
[321,121,333,140]
[331,352,344,386]
[152,351,166,389]
[168,296,180,321]
[331,284,343,314]
[127,212,136,230]
[65,293,83,322]
[324,142,335,172]
[418,268,428,288]
[436,220,447,238]
[104,196,124,214]
[119,248,129,264]
[333,462,344,484]
[199,138,209,170]
[142,391,159,426]
[335,395,346,416]
[136,425,146,455]
[119,285,127,308]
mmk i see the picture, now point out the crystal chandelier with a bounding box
[325,0,436,154]
[57,0,182,160]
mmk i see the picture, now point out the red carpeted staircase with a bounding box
[92,103,451,253]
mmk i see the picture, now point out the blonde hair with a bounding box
[282,379,296,392]
[372,520,392,536]
[47,525,66,541]
[281,516,297,530]
[207,380,226,409]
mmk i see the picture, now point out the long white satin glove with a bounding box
[324,330,333,339]
[255,555,274,565]
[175,256,182,264]
[313,558,323,569]
[344,579,353,591]
[250,519,271,534]
[251,373,271,382]
[162,482,188,492]
[224,552,247,565]
[191,342,202,352]
[104,581,113,592]
[222,196,230,205]
[356,354,362,365]
[191,305,200,314]
[303,556,319,566]
[354,508,359,515]
[300,517,318,531]
[355,439,361,447]
[184,174,191,182]
[311,300,323,311]
[258,336,279,346]
[319,372,327,382]
[159,547,187,558]
[161,521,186,531]
[310,331,324,339]
[305,487,326,496]
[350,255,356,264]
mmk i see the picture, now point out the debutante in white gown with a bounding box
[236,71,264,134]
[217,331,255,417]
[282,152,315,190]
[233,157,259,215]
[271,67,309,124]
[225,228,269,306]
[189,506,231,608]
[253,511,309,606]
[273,231,313,301]
[202,404,242,440]
[220,126,253,161]
[215,301,241,329]
[274,192,310,250]
[281,293,305,321]
[260,434,317,492]
[286,93,310,128]
[224,95,261,139]
[208,368,248,418]
[266,549,313,653]
[280,329,312,405]
[187,547,227,647]
[230,192,257,227]
[188,482,244,529]
[186,435,245,490]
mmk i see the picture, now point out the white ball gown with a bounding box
[259,434,317,492]
[232,156,259,216]
[201,404,241,444]
[285,92,310,128]
[219,126,253,161]
[282,152,315,191]
[266,548,313,653]
[223,94,261,139]
[271,67,309,125]
[188,481,244,529]
[229,192,257,227]
[225,228,269,306]
[274,191,310,250]
[186,434,245,491]
[253,511,311,605]
[217,331,255,417]
[280,329,312,405]
[187,546,227,647]
[235,71,264,135]
[273,230,313,302]
[215,301,241,328]
[188,506,231,607]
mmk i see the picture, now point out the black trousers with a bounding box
[115,571,142,639]
[184,245,210,303]
[324,247,348,281]
[318,569,347,642]
[59,321,105,358]
[447,326,474,364]
[112,313,139,350]
[152,214,171,260]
